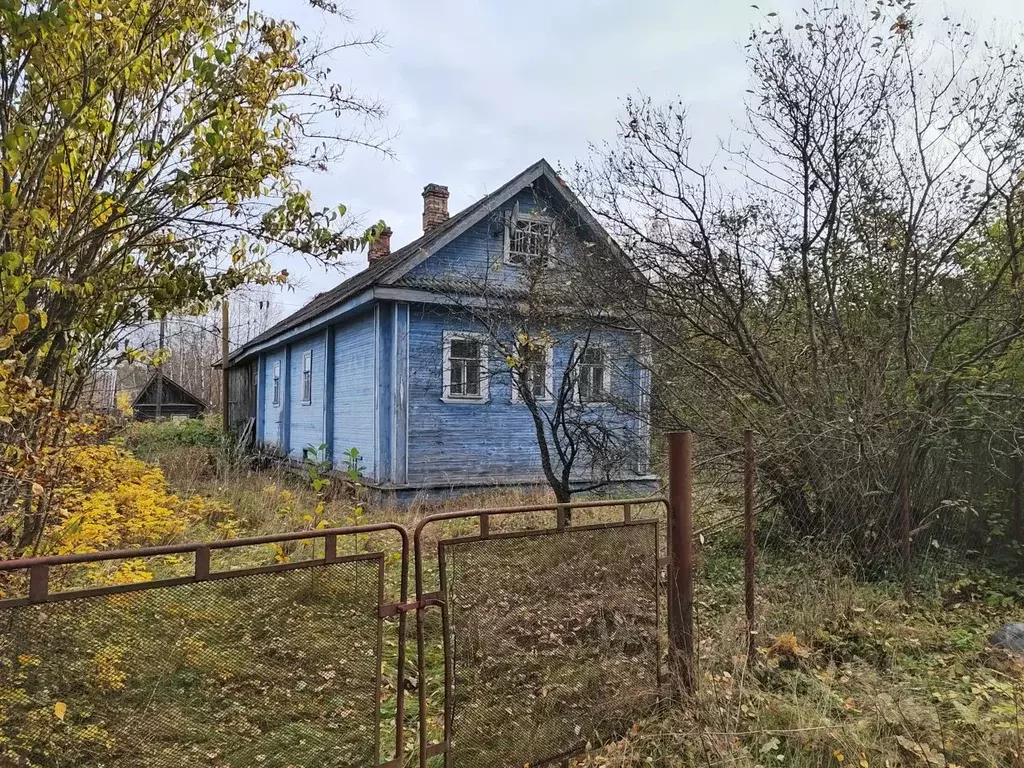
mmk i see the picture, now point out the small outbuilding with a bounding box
[131,372,209,421]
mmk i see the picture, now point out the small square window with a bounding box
[272,361,281,405]
[577,346,607,402]
[507,215,553,267]
[301,351,312,404]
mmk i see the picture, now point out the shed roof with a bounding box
[132,372,210,409]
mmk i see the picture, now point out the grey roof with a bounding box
[227,158,625,366]
[230,186,486,360]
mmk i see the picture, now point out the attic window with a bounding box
[506,212,553,267]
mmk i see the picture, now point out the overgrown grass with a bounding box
[120,417,224,461]
[135,442,1024,766]
[578,526,1024,768]
[18,434,1024,768]
[2,562,382,767]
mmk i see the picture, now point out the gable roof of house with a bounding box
[227,158,629,366]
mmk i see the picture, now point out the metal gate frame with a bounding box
[0,522,411,768]
[0,495,676,768]
[411,496,668,768]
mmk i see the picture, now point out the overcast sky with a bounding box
[255,0,1024,313]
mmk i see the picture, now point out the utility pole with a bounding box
[221,298,230,433]
[155,315,166,420]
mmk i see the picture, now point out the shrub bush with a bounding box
[43,443,230,558]
[120,417,223,461]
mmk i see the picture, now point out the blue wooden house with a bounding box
[225,160,655,501]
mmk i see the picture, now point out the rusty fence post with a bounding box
[667,431,694,694]
[900,456,911,603]
[743,429,756,666]
[28,564,49,603]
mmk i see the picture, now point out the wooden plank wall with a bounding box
[227,361,257,434]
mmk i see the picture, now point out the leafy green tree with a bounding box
[0,0,386,394]
[0,0,387,554]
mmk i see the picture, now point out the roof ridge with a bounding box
[227,158,591,365]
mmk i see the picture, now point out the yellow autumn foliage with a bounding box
[45,443,219,555]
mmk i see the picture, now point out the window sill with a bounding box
[300,401,312,406]
[509,398,553,406]
[440,396,490,405]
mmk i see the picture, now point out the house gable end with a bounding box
[377,160,629,293]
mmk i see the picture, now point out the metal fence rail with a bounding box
[0,524,409,768]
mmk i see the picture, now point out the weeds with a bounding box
[121,417,223,459]
[575,528,1024,768]
[13,432,1024,768]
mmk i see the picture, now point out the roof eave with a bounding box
[225,285,376,366]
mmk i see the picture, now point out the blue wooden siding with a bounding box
[287,335,325,460]
[376,302,394,482]
[393,303,410,484]
[261,349,286,448]
[404,189,548,289]
[255,355,266,443]
[405,305,645,485]
[281,345,292,453]
[333,310,377,479]
[323,327,335,463]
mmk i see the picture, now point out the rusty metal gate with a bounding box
[0,497,666,767]
[412,496,667,767]
[0,524,410,768]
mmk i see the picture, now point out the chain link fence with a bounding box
[0,527,408,768]
[440,523,659,766]
[413,499,666,768]
[0,502,673,768]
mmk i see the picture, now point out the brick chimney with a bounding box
[368,225,392,262]
[422,183,450,233]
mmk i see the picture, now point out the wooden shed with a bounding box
[131,373,209,421]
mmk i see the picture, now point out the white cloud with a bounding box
[254,0,1024,308]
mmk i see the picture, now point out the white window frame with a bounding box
[503,201,555,268]
[441,331,489,404]
[301,350,313,405]
[574,341,611,404]
[271,360,281,406]
[510,343,554,404]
